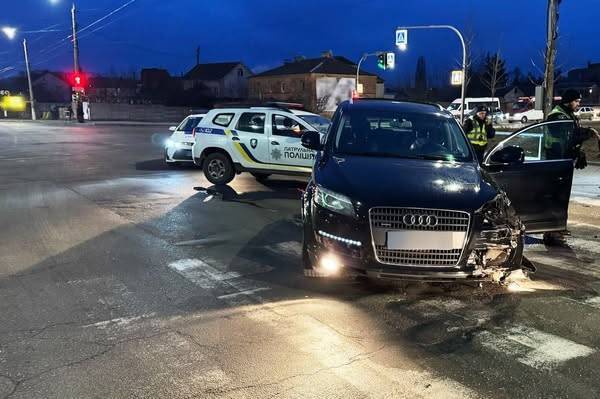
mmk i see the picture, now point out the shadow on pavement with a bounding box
[135,158,199,171]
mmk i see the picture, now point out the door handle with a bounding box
[271,141,280,145]
[231,137,240,141]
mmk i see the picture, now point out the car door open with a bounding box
[269,113,316,167]
[482,120,576,233]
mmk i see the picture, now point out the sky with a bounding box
[1,0,599,86]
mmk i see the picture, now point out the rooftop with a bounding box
[252,55,379,78]
[183,62,246,81]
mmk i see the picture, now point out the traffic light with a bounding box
[377,53,386,70]
[69,72,88,89]
[376,53,395,70]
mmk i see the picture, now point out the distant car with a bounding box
[509,108,544,124]
[575,106,595,120]
[191,105,322,184]
[165,114,205,164]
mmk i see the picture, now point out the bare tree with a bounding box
[481,50,508,98]
[543,0,561,116]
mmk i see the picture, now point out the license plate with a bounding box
[387,231,466,250]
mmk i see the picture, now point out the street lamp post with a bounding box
[22,38,37,120]
[1,27,37,120]
[355,51,384,96]
[396,25,467,123]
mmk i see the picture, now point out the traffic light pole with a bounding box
[71,2,84,122]
[355,51,384,96]
[395,25,467,123]
[22,38,37,121]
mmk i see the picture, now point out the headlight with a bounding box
[314,186,355,217]
[476,193,520,228]
[165,139,182,149]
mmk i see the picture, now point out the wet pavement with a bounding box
[1,121,600,398]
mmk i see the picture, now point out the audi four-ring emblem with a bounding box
[402,214,438,227]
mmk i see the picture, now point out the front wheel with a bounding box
[203,152,234,185]
[521,116,528,124]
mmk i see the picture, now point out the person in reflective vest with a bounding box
[463,105,495,163]
[543,89,600,246]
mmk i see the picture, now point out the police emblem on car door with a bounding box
[250,138,258,149]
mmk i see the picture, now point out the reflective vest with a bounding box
[467,118,488,147]
[545,106,570,150]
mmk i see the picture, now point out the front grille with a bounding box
[375,247,463,266]
[369,207,470,267]
[370,207,469,232]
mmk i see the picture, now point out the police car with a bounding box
[164,114,206,164]
[192,105,328,184]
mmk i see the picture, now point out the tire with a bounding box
[203,152,234,185]
[520,116,528,124]
[251,172,271,182]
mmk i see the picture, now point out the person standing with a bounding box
[463,106,496,163]
[543,89,600,245]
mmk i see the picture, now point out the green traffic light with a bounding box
[377,54,386,70]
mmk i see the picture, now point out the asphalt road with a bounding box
[1,121,600,399]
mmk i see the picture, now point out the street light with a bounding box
[1,26,37,120]
[1,27,17,40]
[395,25,467,123]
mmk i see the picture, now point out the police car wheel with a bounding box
[251,172,270,181]
[521,116,528,124]
[203,152,234,185]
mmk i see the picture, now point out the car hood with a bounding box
[314,155,498,212]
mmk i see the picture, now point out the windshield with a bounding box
[333,109,473,162]
[177,116,203,132]
[299,115,331,134]
[447,103,461,111]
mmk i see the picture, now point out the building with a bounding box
[32,71,72,103]
[141,68,173,91]
[87,76,140,103]
[248,52,383,113]
[182,62,252,99]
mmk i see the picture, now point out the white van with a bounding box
[447,97,501,118]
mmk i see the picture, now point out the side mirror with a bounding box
[169,126,177,132]
[488,145,525,165]
[301,130,323,151]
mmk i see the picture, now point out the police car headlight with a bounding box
[314,185,355,217]
[165,139,182,149]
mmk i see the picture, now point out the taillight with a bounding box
[192,128,197,138]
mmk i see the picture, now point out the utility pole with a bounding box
[71,2,84,122]
[543,0,560,117]
[22,38,37,121]
[71,2,80,73]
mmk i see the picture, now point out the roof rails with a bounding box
[351,97,446,110]
[211,101,307,113]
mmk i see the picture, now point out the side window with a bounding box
[489,121,575,162]
[272,114,307,138]
[213,113,234,127]
[236,112,265,134]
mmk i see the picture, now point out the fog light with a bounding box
[319,253,342,275]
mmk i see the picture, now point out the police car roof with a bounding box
[344,99,448,115]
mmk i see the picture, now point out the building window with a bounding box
[281,82,286,93]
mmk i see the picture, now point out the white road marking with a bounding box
[168,258,270,303]
[264,240,302,257]
[83,313,155,329]
[478,324,595,370]
[217,287,271,300]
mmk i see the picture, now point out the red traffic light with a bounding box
[69,72,88,88]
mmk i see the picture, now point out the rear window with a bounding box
[213,113,234,127]
[177,116,203,132]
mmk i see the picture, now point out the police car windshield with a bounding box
[333,110,473,162]
[177,116,203,132]
[298,115,331,134]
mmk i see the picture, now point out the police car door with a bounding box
[269,112,316,167]
[231,111,270,167]
[482,120,576,233]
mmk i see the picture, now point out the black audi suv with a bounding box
[300,99,576,282]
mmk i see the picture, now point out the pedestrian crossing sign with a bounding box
[395,29,408,47]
